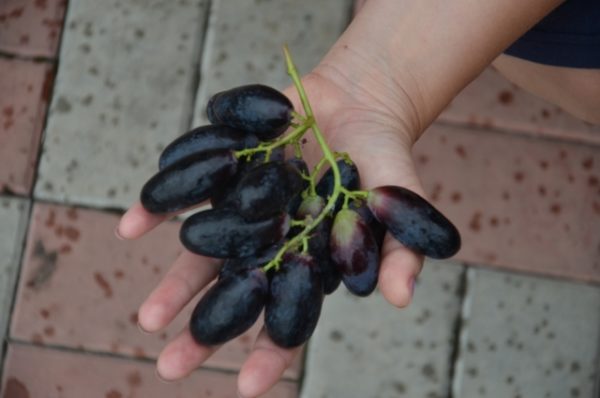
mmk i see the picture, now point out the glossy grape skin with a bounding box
[210,147,286,209]
[218,245,280,281]
[367,186,461,259]
[190,268,268,346]
[349,200,387,249]
[316,159,360,212]
[180,208,289,258]
[234,161,304,221]
[294,196,341,294]
[159,125,258,170]
[330,208,380,297]
[206,84,293,140]
[285,158,310,215]
[141,149,238,214]
[265,253,323,348]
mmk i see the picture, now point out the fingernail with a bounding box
[408,276,416,298]
[155,368,172,384]
[114,226,125,240]
[137,322,151,335]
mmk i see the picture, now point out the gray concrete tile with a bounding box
[453,268,600,398]
[35,0,209,209]
[0,197,30,348]
[301,260,465,398]
[192,0,353,126]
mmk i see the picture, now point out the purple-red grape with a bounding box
[206,84,293,140]
[265,253,323,348]
[330,208,380,296]
[141,149,238,214]
[367,186,461,259]
[190,268,268,345]
[180,208,289,258]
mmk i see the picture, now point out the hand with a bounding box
[116,64,427,396]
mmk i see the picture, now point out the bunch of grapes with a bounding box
[139,48,461,349]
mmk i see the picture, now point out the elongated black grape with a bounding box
[218,244,281,280]
[330,208,380,297]
[207,84,293,140]
[141,149,238,214]
[190,268,268,346]
[349,199,387,249]
[265,253,323,348]
[180,208,289,258]
[210,147,286,209]
[286,158,310,215]
[159,125,258,170]
[367,186,461,259]
[294,195,341,294]
[316,159,360,212]
[234,161,304,221]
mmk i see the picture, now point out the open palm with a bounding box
[116,69,426,398]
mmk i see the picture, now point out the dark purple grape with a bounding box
[141,149,238,214]
[210,147,286,209]
[367,186,461,259]
[295,196,341,294]
[218,245,280,280]
[234,161,304,221]
[330,208,380,297]
[349,200,387,249]
[180,208,289,258]
[159,125,258,171]
[265,253,323,348]
[190,268,268,346]
[316,159,360,212]
[206,84,293,140]
[286,158,310,215]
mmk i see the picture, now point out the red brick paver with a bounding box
[0,0,67,57]
[0,57,54,195]
[1,343,298,398]
[9,203,302,378]
[415,123,600,282]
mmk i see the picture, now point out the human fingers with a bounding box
[138,250,221,332]
[237,327,302,398]
[155,326,218,381]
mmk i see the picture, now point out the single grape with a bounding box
[180,208,290,258]
[294,195,341,294]
[265,252,323,348]
[190,268,268,346]
[234,161,304,221]
[141,149,238,214]
[330,208,380,296]
[210,147,286,209]
[316,159,360,212]
[206,84,293,140]
[367,186,461,259]
[349,199,387,249]
[158,125,258,170]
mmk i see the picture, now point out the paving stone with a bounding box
[0,343,298,397]
[35,0,209,209]
[301,260,464,398]
[192,0,352,126]
[0,0,67,58]
[413,123,600,282]
[453,268,600,398]
[0,197,30,360]
[9,203,302,379]
[439,67,600,145]
[0,57,54,195]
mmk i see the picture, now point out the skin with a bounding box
[116,0,600,396]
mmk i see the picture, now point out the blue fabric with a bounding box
[505,0,600,68]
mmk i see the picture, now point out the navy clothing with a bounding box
[505,0,600,68]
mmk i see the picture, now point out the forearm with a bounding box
[315,0,564,140]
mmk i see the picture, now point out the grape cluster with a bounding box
[138,51,461,349]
